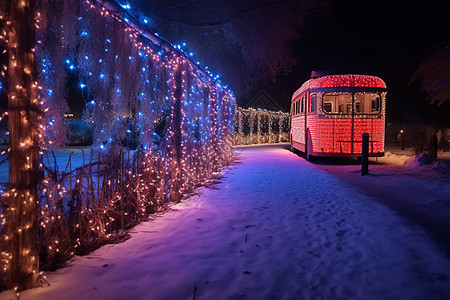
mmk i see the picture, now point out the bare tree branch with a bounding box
[133,0,330,95]
[411,45,450,106]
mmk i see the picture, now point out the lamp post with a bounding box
[400,129,404,150]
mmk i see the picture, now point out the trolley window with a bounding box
[310,94,316,112]
[354,92,381,114]
[323,92,381,114]
[322,92,352,114]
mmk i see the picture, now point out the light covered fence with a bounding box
[0,0,235,289]
[234,107,290,145]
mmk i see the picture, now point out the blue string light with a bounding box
[42,0,235,157]
[120,2,131,10]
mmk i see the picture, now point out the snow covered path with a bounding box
[315,155,450,254]
[3,144,450,300]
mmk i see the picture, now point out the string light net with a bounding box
[234,108,290,145]
[1,0,236,277]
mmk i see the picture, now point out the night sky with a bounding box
[244,0,450,124]
[0,0,449,125]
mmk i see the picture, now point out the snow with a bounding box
[2,144,450,300]
[316,145,450,256]
[0,146,91,186]
[376,150,412,166]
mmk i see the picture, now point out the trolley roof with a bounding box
[292,74,386,100]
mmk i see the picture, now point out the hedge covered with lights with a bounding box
[1,0,235,289]
[234,107,290,145]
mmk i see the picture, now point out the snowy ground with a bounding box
[0,146,91,187]
[314,145,450,254]
[1,144,450,300]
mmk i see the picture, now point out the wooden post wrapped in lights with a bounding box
[3,0,40,291]
[170,56,182,202]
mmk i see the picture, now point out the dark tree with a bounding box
[133,0,330,95]
[411,44,450,106]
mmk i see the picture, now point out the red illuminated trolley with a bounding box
[290,74,387,160]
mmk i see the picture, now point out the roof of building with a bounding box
[243,90,286,112]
